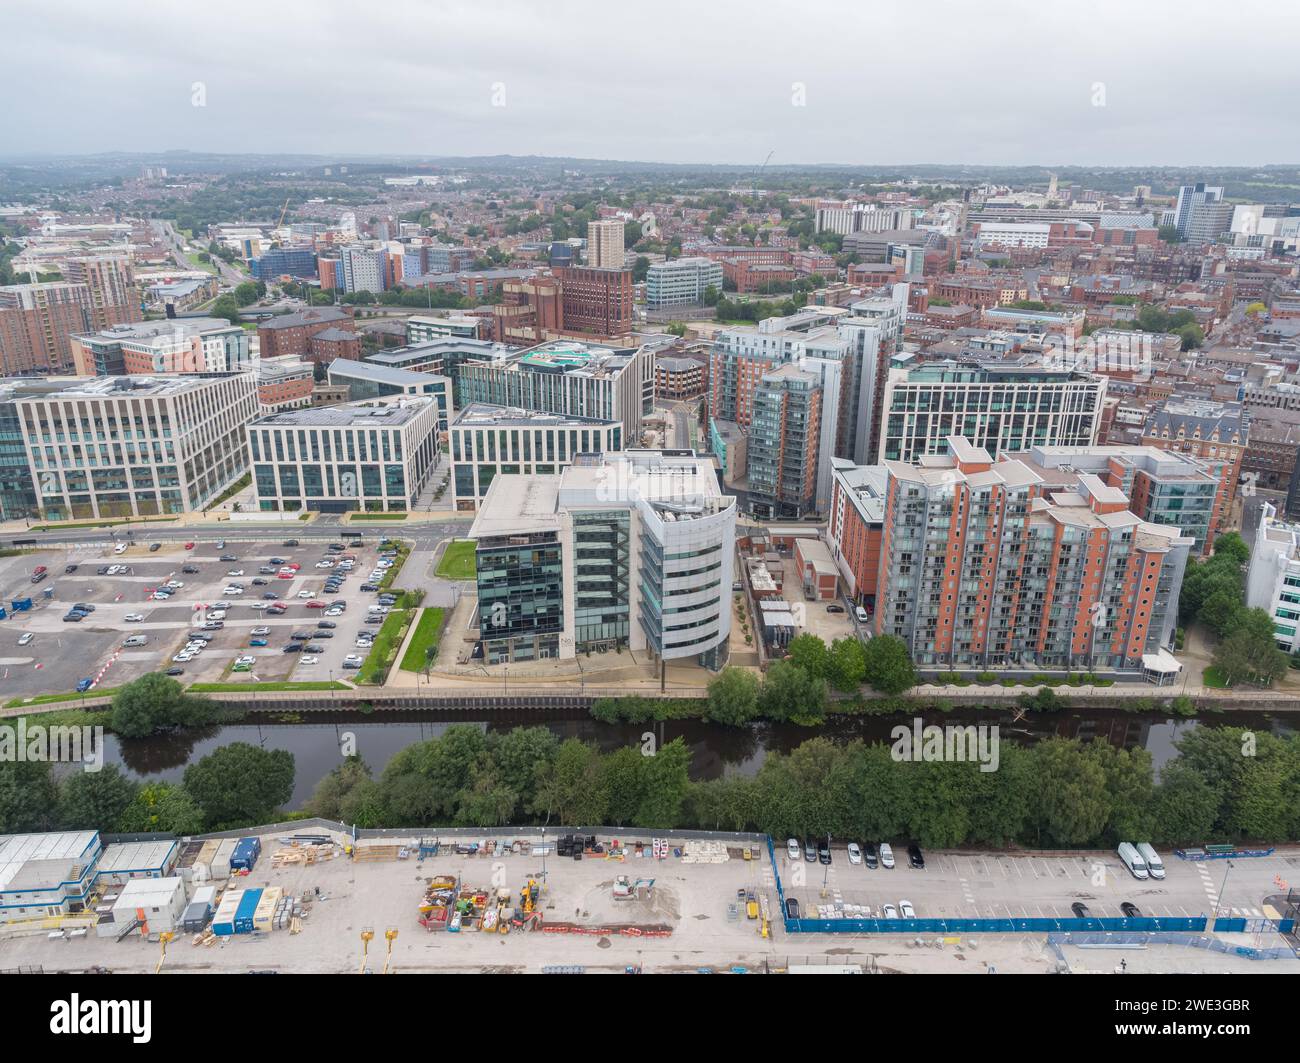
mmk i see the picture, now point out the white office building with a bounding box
[248,396,440,512]
[470,450,736,668]
[16,373,258,519]
[645,257,723,310]
[339,246,388,293]
[449,403,622,511]
[1247,503,1300,653]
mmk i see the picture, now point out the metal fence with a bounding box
[1048,932,1296,961]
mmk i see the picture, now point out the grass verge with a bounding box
[398,608,446,672]
[435,539,476,580]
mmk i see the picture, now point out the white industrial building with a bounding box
[1247,502,1300,654]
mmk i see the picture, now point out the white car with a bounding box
[325,607,344,617]
[899,900,916,919]
[212,601,231,610]
[879,842,895,869]
[114,543,128,554]
[235,655,255,666]
[206,610,227,621]
[227,569,244,577]
[151,591,170,600]
[847,843,862,865]
[124,613,144,623]
[355,638,373,648]
[249,601,269,610]
[17,632,34,646]
[882,903,898,919]
[315,560,335,569]
[300,656,319,665]
[297,590,315,599]
[172,652,193,663]
[223,586,244,596]
[786,838,801,862]
[251,626,270,636]
[343,654,364,665]
[165,580,183,590]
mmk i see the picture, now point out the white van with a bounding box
[122,634,149,648]
[854,606,869,624]
[1135,842,1165,880]
[1117,842,1149,880]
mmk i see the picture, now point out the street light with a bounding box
[1214,859,1234,919]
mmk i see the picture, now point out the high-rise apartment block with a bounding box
[586,219,626,268]
[0,282,93,375]
[875,436,1190,677]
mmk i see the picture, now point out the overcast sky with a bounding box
[4,0,1297,167]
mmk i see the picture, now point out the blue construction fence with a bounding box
[764,838,1295,937]
[1048,932,1296,962]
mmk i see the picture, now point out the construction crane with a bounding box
[382,927,398,974]
[753,151,774,192]
[359,927,374,974]
[154,931,174,974]
[277,196,291,229]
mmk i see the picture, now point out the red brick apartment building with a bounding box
[256,306,355,359]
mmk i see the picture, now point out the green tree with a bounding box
[705,667,760,726]
[758,660,828,722]
[785,633,829,678]
[110,673,212,737]
[1212,625,1288,686]
[535,739,609,825]
[1149,762,1219,844]
[827,637,868,692]
[58,765,138,832]
[117,782,205,835]
[0,760,58,834]
[183,743,294,829]
[861,634,917,695]
[1030,739,1111,846]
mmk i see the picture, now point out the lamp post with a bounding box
[1214,859,1234,919]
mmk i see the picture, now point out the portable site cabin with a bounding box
[234,888,263,933]
[211,889,243,936]
[230,837,261,873]
[109,877,186,936]
[210,839,238,880]
[252,886,282,932]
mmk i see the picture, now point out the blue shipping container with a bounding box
[230,837,262,872]
[234,888,263,934]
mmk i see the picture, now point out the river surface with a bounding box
[97,706,1295,808]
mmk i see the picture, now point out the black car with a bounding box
[863,842,879,869]
[96,565,110,575]
[360,583,378,592]
[1071,902,1091,919]
[907,843,926,870]
[282,539,299,548]
[313,631,334,639]
[189,632,214,642]
[73,603,95,613]
[282,643,303,654]
[202,621,224,630]
[262,592,279,600]
[784,898,800,919]
[220,554,237,562]
[327,543,344,552]
[148,542,161,551]
[269,557,286,565]
[317,621,337,629]
[817,840,832,865]
[165,667,184,676]
[305,644,326,653]
[1120,902,1142,919]
[64,563,78,573]
[182,565,200,574]
[826,603,844,613]
[803,837,818,863]
[290,632,313,641]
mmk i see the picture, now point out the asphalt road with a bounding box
[6,518,472,550]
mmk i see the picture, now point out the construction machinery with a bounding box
[359,927,374,973]
[382,927,398,974]
[520,877,541,914]
[154,931,174,974]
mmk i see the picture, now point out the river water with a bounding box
[99,706,1294,809]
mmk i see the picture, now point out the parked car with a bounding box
[879,842,895,869]
[847,842,862,865]
[282,643,303,654]
[304,644,325,654]
[63,612,85,622]
[251,626,270,636]
[165,667,184,676]
[317,620,338,629]
[1071,902,1091,919]
[215,540,226,549]
[784,897,800,919]
[182,565,200,574]
[17,632,34,646]
[863,842,879,870]
[342,654,364,669]
[786,838,801,862]
[73,603,95,613]
[881,903,898,919]
[220,554,237,562]
[907,843,925,870]
[64,563,78,574]
[803,836,817,863]
[826,603,845,613]
[124,613,144,623]
[30,571,47,584]
[298,590,315,599]
[149,542,161,552]
[817,840,831,865]
[282,539,299,547]
[76,678,94,693]
[1120,902,1142,919]
[300,656,320,666]
[184,541,195,550]
[306,601,327,610]
[899,900,916,918]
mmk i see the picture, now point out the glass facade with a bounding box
[476,533,564,663]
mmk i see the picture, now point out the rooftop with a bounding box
[452,403,618,429]
[250,396,433,429]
